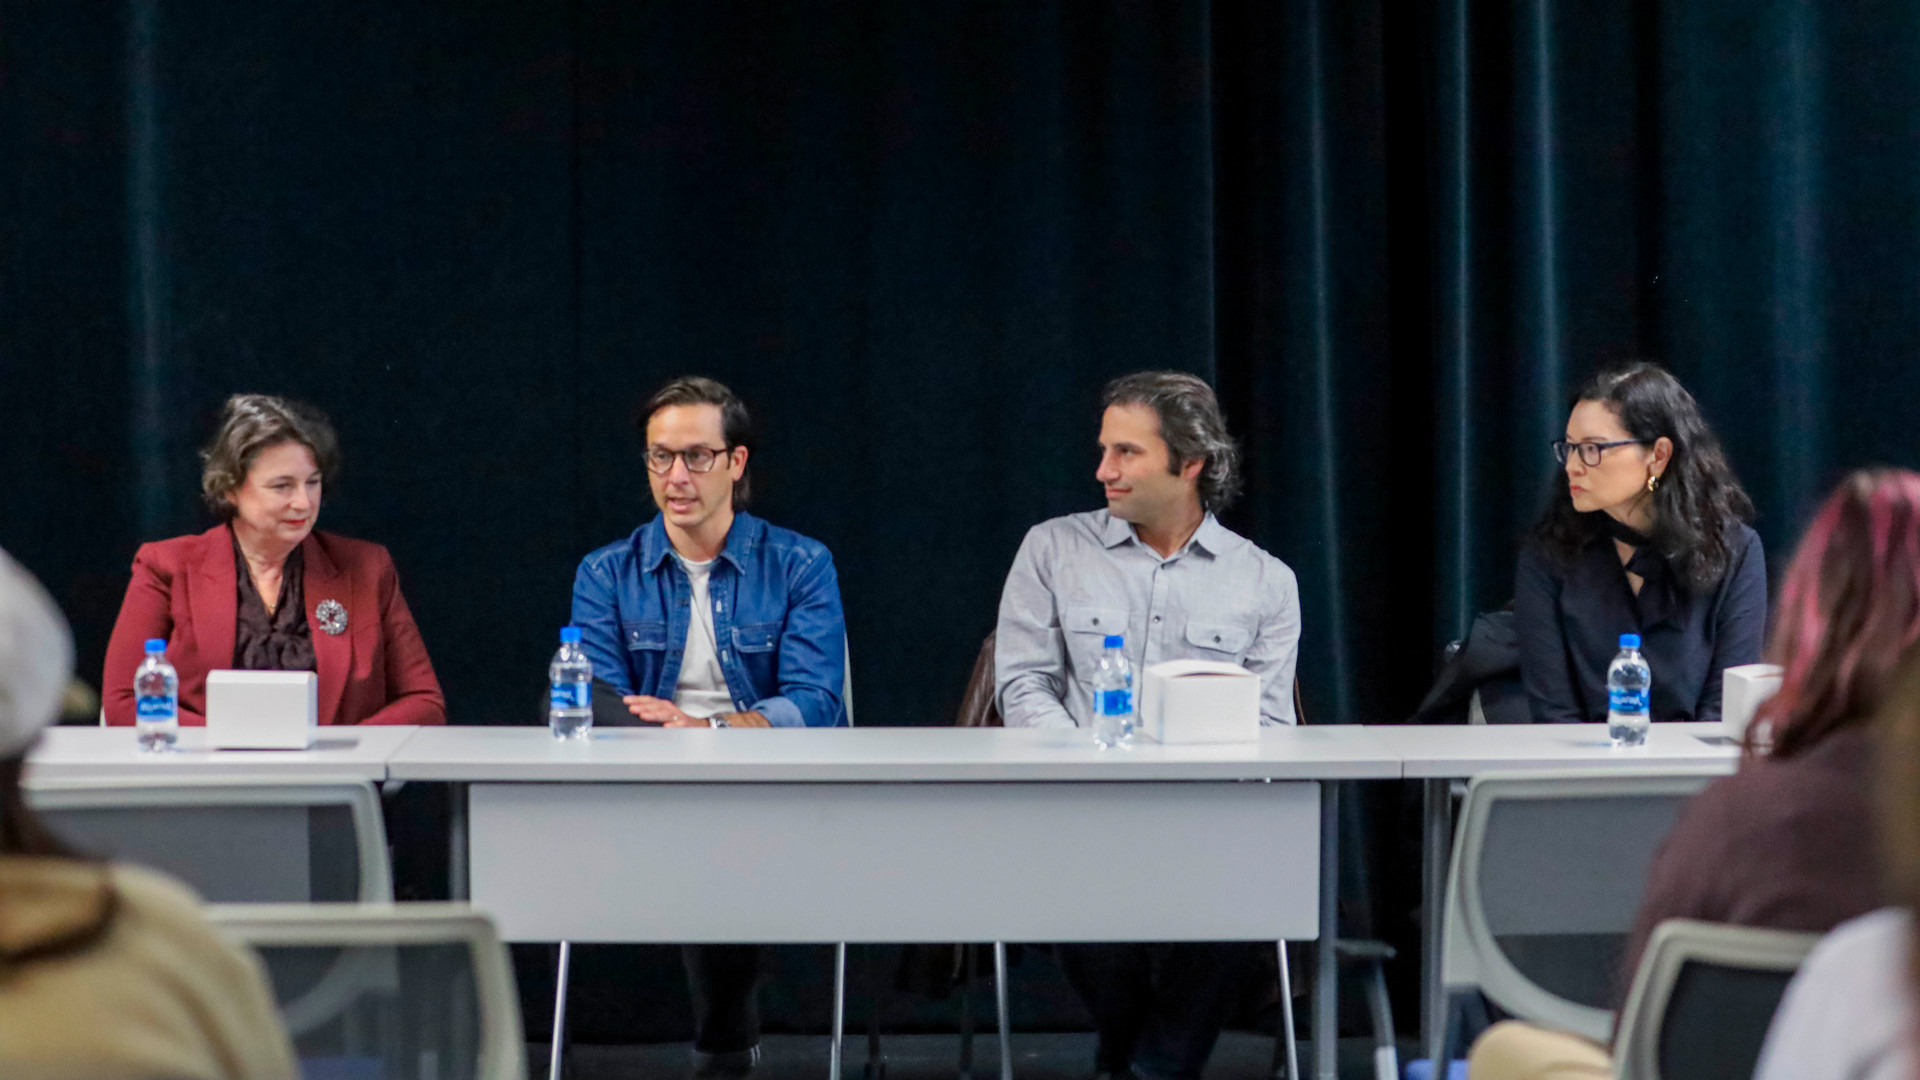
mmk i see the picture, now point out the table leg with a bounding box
[550,941,572,1080]
[993,942,1013,1080]
[831,942,847,1080]
[1314,782,1338,1080]
[1421,778,1451,1074]
[449,781,470,901]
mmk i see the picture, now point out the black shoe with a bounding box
[692,1046,761,1080]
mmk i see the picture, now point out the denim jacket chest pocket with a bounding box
[1063,604,1128,682]
[1184,618,1253,663]
[728,620,782,686]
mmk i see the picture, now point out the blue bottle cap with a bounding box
[143,638,167,653]
[1103,635,1124,648]
[1619,633,1641,649]
[560,626,582,643]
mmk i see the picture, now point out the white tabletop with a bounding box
[1368,721,1742,778]
[24,725,419,782]
[385,724,1405,782]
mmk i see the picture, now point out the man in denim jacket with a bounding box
[571,376,847,1075]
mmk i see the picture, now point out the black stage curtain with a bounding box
[6,0,1920,1041]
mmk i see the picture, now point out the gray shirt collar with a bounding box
[1099,509,1230,559]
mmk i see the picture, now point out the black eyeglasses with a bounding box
[644,446,731,475]
[1550,439,1644,467]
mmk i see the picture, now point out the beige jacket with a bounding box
[0,856,297,1079]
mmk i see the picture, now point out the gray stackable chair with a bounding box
[1426,768,1724,1071]
[28,776,397,1046]
[1613,919,1818,1080]
[26,776,392,904]
[209,902,526,1080]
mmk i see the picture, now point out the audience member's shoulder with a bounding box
[105,863,267,976]
[1682,726,1873,836]
[1757,908,1913,1080]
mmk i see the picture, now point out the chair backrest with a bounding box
[207,903,527,1080]
[1441,768,1724,1042]
[27,776,391,903]
[956,631,1001,728]
[1614,919,1818,1080]
[843,632,855,727]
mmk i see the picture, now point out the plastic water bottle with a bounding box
[133,638,179,752]
[1607,633,1651,747]
[1091,635,1135,748]
[548,626,593,740]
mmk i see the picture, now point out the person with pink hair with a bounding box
[1473,468,1920,1080]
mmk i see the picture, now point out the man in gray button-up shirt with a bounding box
[995,378,1301,731]
[991,371,1301,1080]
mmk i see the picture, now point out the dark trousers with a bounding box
[682,944,765,1054]
[1055,942,1255,1080]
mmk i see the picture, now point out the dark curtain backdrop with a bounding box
[7,0,1920,1046]
[9,1,1919,733]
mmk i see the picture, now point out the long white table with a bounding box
[1366,722,1741,1070]
[22,720,1752,1079]
[385,724,1405,1080]
[24,725,417,782]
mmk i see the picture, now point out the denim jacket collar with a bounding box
[638,511,767,576]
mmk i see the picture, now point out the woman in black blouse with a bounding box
[1515,363,1767,724]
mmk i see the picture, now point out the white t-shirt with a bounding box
[1754,908,1916,1080]
[672,556,736,721]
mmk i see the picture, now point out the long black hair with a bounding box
[1532,362,1754,591]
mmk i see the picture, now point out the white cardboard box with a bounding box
[1139,660,1261,744]
[1721,662,1784,742]
[205,670,318,750]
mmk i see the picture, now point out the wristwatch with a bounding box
[711,714,731,729]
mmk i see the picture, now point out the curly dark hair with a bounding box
[1531,362,1754,591]
[1101,371,1242,513]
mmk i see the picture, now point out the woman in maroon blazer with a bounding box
[103,394,444,727]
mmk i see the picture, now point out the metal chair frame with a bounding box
[1430,767,1724,1069]
[1612,918,1818,1080]
[208,902,527,1080]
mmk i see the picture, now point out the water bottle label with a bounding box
[135,695,175,721]
[550,683,590,710]
[1609,687,1649,714]
[1095,688,1132,717]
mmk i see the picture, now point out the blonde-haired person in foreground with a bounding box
[1471,469,1920,1079]
[0,546,296,1079]
[1751,640,1920,1078]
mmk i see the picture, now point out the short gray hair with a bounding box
[200,394,341,518]
[1101,371,1242,512]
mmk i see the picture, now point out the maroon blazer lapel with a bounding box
[186,526,238,676]
[304,534,353,725]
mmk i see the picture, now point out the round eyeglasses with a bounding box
[1550,439,1645,467]
[644,446,731,474]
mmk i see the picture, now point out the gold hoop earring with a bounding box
[1647,473,1661,493]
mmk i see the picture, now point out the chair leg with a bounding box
[993,943,1012,1080]
[549,941,572,1080]
[1273,942,1300,1080]
[1365,960,1397,1080]
[832,943,848,1080]
[1424,992,1457,1080]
